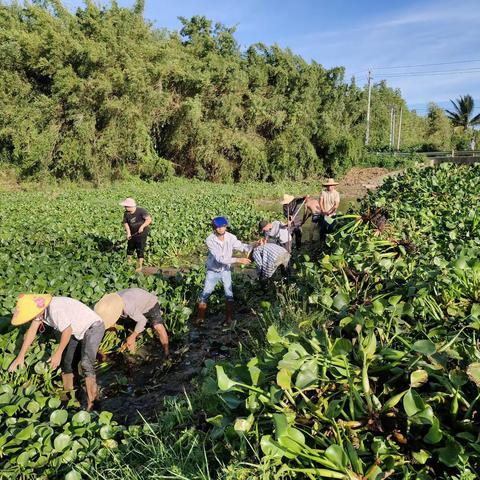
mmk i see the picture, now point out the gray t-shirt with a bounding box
[117,288,158,333]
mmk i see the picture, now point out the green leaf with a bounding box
[325,444,348,468]
[100,425,114,440]
[53,433,71,452]
[216,365,238,391]
[295,359,318,389]
[403,389,425,417]
[50,409,68,426]
[48,397,61,409]
[72,411,91,426]
[382,389,408,410]
[277,427,306,455]
[371,299,384,315]
[424,417,443,444]
[99,411,113,425]
[333,292,349,310]
[412,339,436,355]
[260,435,286,459]
[16,423,35,441]
[273,413,289,438]
[277,369,292,390]
[248,365,261,386]
[266,326,282,345]
[65,470,82,480]
[331,338,352,356]
[412,450,431,464]
[410,369,428,388]
[388,295,402,306]
[438,439,462,467]
[27,400,40,414]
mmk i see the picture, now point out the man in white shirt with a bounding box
[258,219,292,252]
[197,216,251,325]
[8,294,105,411]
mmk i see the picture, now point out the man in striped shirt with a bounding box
[252,243,290,280]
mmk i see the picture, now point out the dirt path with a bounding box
[98,308,255,423]
[338,167,400,199]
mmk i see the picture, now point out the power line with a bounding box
[380,67,480,78]
[373,59,480,70]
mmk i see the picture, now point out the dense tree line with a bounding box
[0,1,466,182]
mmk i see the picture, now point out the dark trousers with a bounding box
[127,233,148,258]
[319,215,337,242]
[60,322,105,378]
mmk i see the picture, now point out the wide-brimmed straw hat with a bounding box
[323,178,339,186]
[281,194,295,205]
[94,293,125,329]
[11,294,52,326]
[119,198,136,208]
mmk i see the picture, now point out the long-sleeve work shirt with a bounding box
[205,232,251,272]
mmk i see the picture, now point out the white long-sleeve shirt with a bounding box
[205,232,251,272]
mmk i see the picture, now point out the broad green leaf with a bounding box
[273,413,289,438]
[333,292,349,310]
[248,365,261,386]
[53,433,71,452]
[295,359,318,389]
[412,450,431,464]
[403,389,425,417]
[438,440,462,467]
[412,339,436,355]
[266,326,282,345]
[216,366,237,391]
[325,444,348,468]
[50,409,68,426]
[260,435,286,459]
[371,300,384,315]
[72,411,91,426]
[99,411,113,425]
[361,332,377,358]
[382,389,408,410]
[277,427,306,455]
[65,470,82,480]
[331,338,352,356]
[277,369,292,390]
[424,418,443,444]
[16,423,34,441]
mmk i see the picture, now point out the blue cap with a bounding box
[212,216,229,228]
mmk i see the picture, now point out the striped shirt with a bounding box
[252,244,290,279]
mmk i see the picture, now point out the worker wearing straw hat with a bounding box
[281,194,307,249]
[119,197,152,272]
[94,289,169,357]
[318,178,340,243]
[8,294,105,411]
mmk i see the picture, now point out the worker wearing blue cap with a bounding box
[196,216,252,325]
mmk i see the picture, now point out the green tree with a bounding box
[424,103,452,151]
[445,94,480,131]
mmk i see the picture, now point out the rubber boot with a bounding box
[196,303,207,325]
[225,300,234,326]
[135,258,144,272]
[85,376,98,412]
[61,373,74,401]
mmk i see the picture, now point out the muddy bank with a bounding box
[98,309,256,423]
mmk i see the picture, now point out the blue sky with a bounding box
[64,0,480,113]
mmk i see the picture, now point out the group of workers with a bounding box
[6,179,340,410]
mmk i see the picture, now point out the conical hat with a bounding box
[94,293,125,329]
[11,294,52,326]
[323,178,339,186]
[281,194,295,205]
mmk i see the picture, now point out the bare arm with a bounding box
[124,222,131,239]
[138,215,152,234]
[8,319,41,372]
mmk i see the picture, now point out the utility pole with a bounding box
[389,106,394,149]
[392,108,396,150]
[396,107,403,151]
[365,69,372,146]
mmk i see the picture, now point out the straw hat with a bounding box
[119,198,136,208]
[11,294,52,326]
[323,178,339,186]
[94,293,125,329]
[281,194,295,205]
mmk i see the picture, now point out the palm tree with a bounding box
[445,94,480,131]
